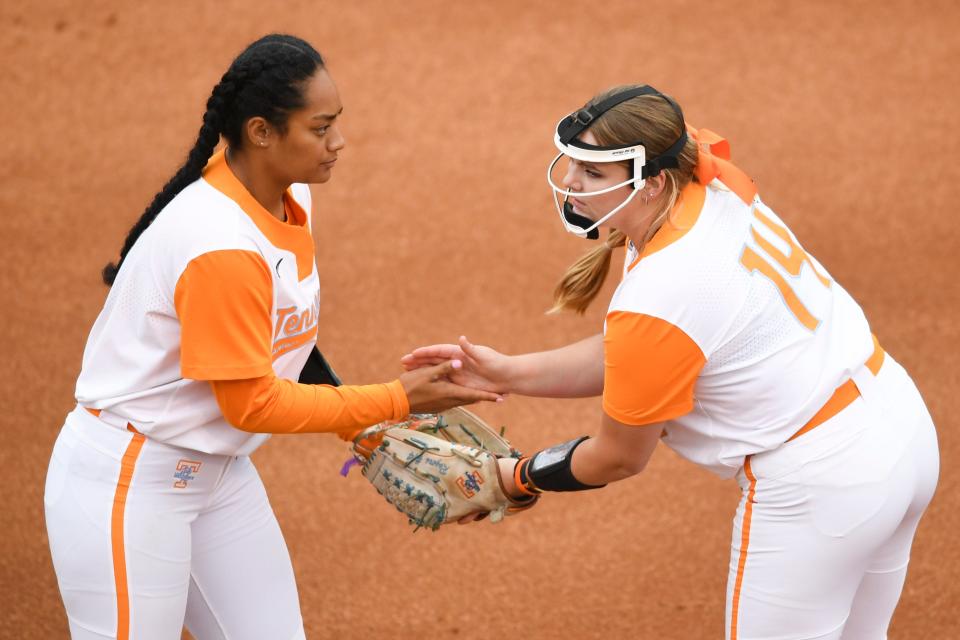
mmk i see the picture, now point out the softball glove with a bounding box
[352,408,536,530]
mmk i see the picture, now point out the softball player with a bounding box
[44,34,498,640]
[403,85,940,639]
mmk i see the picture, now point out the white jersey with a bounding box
[76,149,320,456]
[602,180,874,477]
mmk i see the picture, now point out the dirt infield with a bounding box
[3,1,958,637]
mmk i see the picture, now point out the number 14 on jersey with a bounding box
[739,205,832,331]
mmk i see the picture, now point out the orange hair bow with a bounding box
[687,125,758,205]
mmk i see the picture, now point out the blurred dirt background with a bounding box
[2,0,957,637]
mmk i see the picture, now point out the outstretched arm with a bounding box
[569,413,663,485]
[401,333,604,398]
[497,412,663,498]
[212,359,503,437]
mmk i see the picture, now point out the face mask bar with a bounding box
[546,150,645,239]
[546,85,688,240]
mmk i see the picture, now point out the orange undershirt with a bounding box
[210,375,408,439]
[174,245,409,440]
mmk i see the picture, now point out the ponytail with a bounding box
[101,89,226,284]
[549,230,626,314]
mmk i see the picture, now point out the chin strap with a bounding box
[562,200,600,240]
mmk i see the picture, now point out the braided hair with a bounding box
[102,34,324,285]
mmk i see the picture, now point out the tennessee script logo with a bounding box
[456,470,484,498]
[272,295,320,358]
[173,460,202,489]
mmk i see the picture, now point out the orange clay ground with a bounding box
[2,1,958,637]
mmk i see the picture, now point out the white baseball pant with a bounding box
[726,353,939,639]
[44,406,306,640]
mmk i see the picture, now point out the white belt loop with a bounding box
[95,408,134,431]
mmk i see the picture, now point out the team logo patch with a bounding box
[173,460,202,488]
[456,470,484,498]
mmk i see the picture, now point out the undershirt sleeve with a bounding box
[210,375,410,438]
[174,249,274,380]
[602,311,706,426]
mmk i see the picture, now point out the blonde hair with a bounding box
[550,85,699,314]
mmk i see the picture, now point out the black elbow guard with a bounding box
[523,436,606,492]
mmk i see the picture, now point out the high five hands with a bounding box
[398,356,503,414]
[401,335,512,395]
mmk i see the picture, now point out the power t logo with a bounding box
[457,470,484,498]
[173,460,202,489]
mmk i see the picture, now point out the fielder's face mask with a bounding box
[547,85,688,239]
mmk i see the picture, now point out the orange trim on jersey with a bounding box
[730,456,756,640]
[175,250,275,380]
[111,428,146,640]
[787,336,885,442]
[202,149,315,281]
[602,312,706,425]
[627,181,707,271]
[688,125,758,205]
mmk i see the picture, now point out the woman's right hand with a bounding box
[400,336,513,394]
[399,358,504,414]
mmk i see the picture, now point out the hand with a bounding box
[399,359,503,414]
[497,456,524,499]
[458,457,525,525]
[357,424,534,530]
[400,336,513,394]
[457,458,529,524]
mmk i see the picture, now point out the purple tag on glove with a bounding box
[339,457,360,477]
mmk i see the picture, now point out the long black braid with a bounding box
[102,34,324,285]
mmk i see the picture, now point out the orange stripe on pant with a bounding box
[729,337,883,637]
[731,456,757,640]
[111,425,145,640]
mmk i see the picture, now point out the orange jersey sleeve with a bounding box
[602,311,706,426]
[174,250,274,380]
[210,375,410,437]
